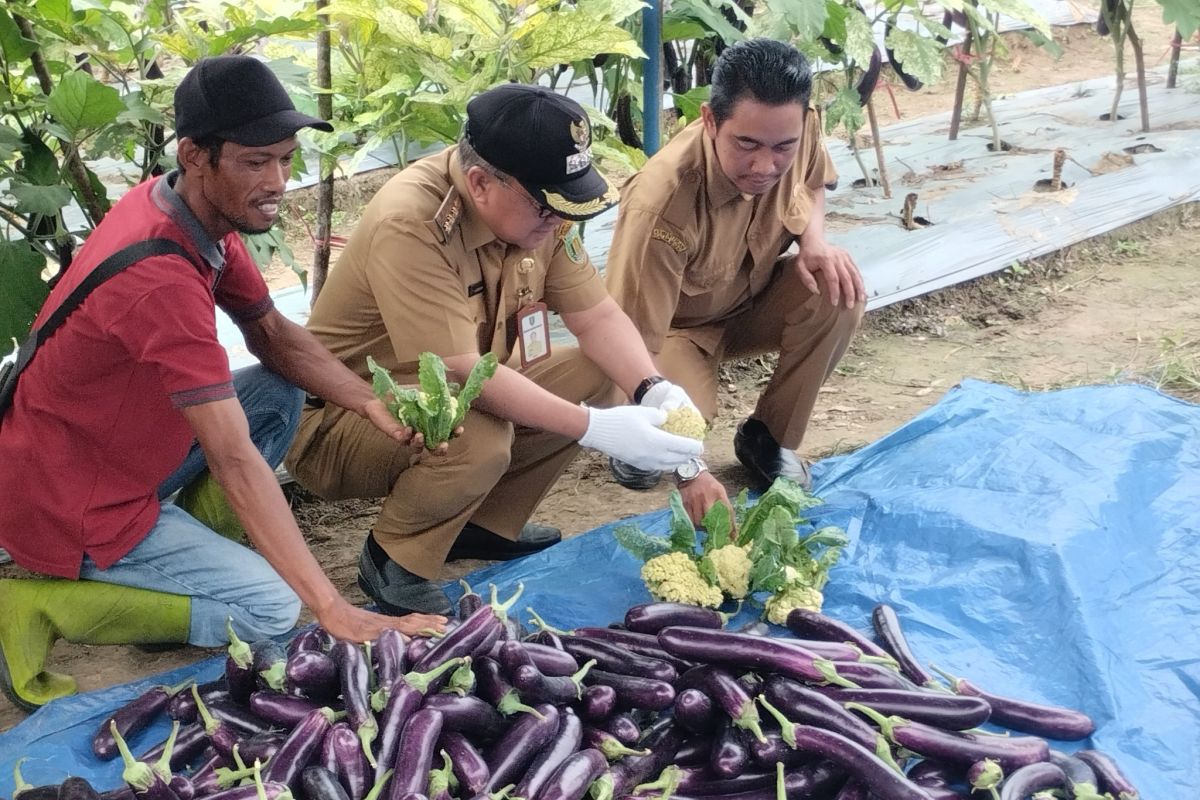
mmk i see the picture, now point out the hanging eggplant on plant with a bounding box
[884,21,923,91]
[855,47,883,106]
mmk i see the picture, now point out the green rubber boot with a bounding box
[0,579,191,713]
[176,471,245,542]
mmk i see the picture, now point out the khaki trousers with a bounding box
[658,263,864,451]
[285,348,610,578]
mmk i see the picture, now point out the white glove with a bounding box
[640,379,702,417]
[579,405,704,471]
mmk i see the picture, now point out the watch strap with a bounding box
[633,375,666,405]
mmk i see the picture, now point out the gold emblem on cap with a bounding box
[517,257,535,274]
[570,118,590,152]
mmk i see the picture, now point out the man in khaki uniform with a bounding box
[286,85,703,615]
[606,39,866,523]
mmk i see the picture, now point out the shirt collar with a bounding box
[448,151,499,252]
[702,130,744,210]
[152,171,226,271]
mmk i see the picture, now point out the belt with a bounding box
[304,395,326,409]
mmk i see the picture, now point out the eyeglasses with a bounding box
[492,171,557,220]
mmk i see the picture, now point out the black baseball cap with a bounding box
[174,55,333,147]
[465,84,619,221]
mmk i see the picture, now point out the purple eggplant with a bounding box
[407,636,435,664]
[1047,750,1099,792]
[423,693,505,739]
[12,760,58,800]
[845,703,1049,771]
[871,606,938,687]
[659,628,850,688]
[99,788,136,800]
[93,680,189,760]
[59,778,101,800]
[601,712,640,746]
[905,759,963,788]
[167,680,228,725]
[593,721,685,800]
[583,669,675,711]
[263,706,337,788]
[778,638,890,665]
[239,730,290,766]
[389,709,445,799]
[779,724,930,800]
[998,762,1066,800]
[375,658,468,781]
[823,688,991,730]
[576,684,617,722]
[829,661,917,691]
[710,719,751,779]
[428,752,458,800]
[302,767,350,800]
[674,688,717,735]
[570,628,693,673]
[138,721,209,772]
[321,722,370,800]
[476,657,546,717]
[583,727,650,761]
[288,626,333,657]
[333,640,379,764]
[625,602,728,634]
[192,781,290,800]
[513,642,580,677]
[534,749,607,800]
[208,699,274,736]
[186,753,227,798]
[458,580,485,619]
[1073,750,1139,799]
[374,629,408,692]
[512,659,596,704]
[672,737,717,767]
[933,668,1094,741]
[967,758,1004,794]
[249,638,288,693]
[192,685,242,760]
[748,730,807,769]
[225,620,257,704]
[165,777,192,800]
[763,677,881,752]
[676,666,766,743]
[250,691,323,728]
[514,707,584,800]
[629,762,846,800]
[111,720,182,800]
[415,585,523,674]
[668,766,775,796]
[785,610,893,660]
[559,637,676,683]
[287,649,339,700]
[485,704,562,792]
[440,732,491,796]
[854,47,883,106]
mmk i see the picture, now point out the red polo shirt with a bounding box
[0,173,273,578]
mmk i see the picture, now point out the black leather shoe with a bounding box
[357,536,453,616]
[609,457,663,490]
[733,418,812,491]
[446,522,562,562]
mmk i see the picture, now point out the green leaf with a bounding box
[47,71,124,138]
[820,0,849,42]
[0,241,49,344]
[366,355,407,419]
[452,352,498,428]
[700,502,732,552]
[771,0,828,40]
[613,523,672,562]
[35,0,74,25]
[696,555,719,587]
[977,0,1049,35]
[0,125,24,161]
[1015,28,1063,59]
[672,86,710,124]
[518,14,644,69]
[7,181,73,216]
[0,9,38,62]
[665,0,747,44]
[1160,0,1200,37]
[739,477,822,547]
[843,8,875,68]
[824,85,866,135]
[668,490,697,553]
[662,18,708,42]
[417,351,452,442]
[885,28,945,86]
[18,132,60,186]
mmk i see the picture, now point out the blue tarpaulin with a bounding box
[1,380,1196,797]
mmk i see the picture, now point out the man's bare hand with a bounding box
[679,471,734,528]
[793,239,866,309]
[318,600,447,643]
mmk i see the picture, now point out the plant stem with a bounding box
[948,32,973,140]
[848,133,873,189]
[865,95,891,198]
[312,0,334,305]
[1109,3,1127,123]
[1166,29,1183,89]
[1125,15,1149,132]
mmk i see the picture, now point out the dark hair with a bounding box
[709,39,813,125]
[176,135,225,173]
[457,136,511,181]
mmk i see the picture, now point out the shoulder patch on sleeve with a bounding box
[651,227,687,254]
[433,188,463,243]
[561,223,586,264]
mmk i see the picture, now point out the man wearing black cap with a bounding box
[0,55,445,713]
[286,83,704,616]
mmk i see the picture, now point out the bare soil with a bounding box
[2,11,1197,731]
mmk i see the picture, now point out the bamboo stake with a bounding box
[866,95,891,198]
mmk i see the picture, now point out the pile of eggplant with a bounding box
[17,586,1140,800]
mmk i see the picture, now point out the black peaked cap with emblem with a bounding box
[465,84,618,222]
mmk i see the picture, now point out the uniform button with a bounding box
[518,258,535,274]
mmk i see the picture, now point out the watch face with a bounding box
[677,458,705,481]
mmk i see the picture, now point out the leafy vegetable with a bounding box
[366,352,499,449]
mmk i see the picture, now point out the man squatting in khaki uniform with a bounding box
[606,39,867,523]
[286,85,704,615]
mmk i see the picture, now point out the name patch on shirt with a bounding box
[468,281,485,297]
[651,227,687,254]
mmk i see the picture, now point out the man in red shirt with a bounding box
[0,55,445,712]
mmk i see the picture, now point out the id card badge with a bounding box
[517,301,551,369]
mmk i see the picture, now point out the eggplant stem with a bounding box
[226,617,253,668]
[841,702,899,741]
[756,696,798,749]
[492,582,526,616]
[363,770,394,800]
[813,658,859,689]
[526,607,570,635]
[634,765,682,800]
[928,663,965,692]
[570,659,598,698]
[12,758,30,794]
[774,762,785,800]
[589,774,614,800]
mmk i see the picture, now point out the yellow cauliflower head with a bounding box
[708,544,752,599]
[641,552,723,608]
[764,585,824,626]
[661,407,707,440]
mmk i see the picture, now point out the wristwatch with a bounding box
[674,457,709,484]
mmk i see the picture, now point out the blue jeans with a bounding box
[78,365,304,647]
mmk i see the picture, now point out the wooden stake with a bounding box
[1126,18,1150,133]
[1167,30,1183,89]
[312,0,335,305]
[948,33,973,141]
[866,95,892,199]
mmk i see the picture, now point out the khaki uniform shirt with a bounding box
[606,112,837,355]
[307,147,607,382]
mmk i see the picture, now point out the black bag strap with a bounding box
[4,238,199,399]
